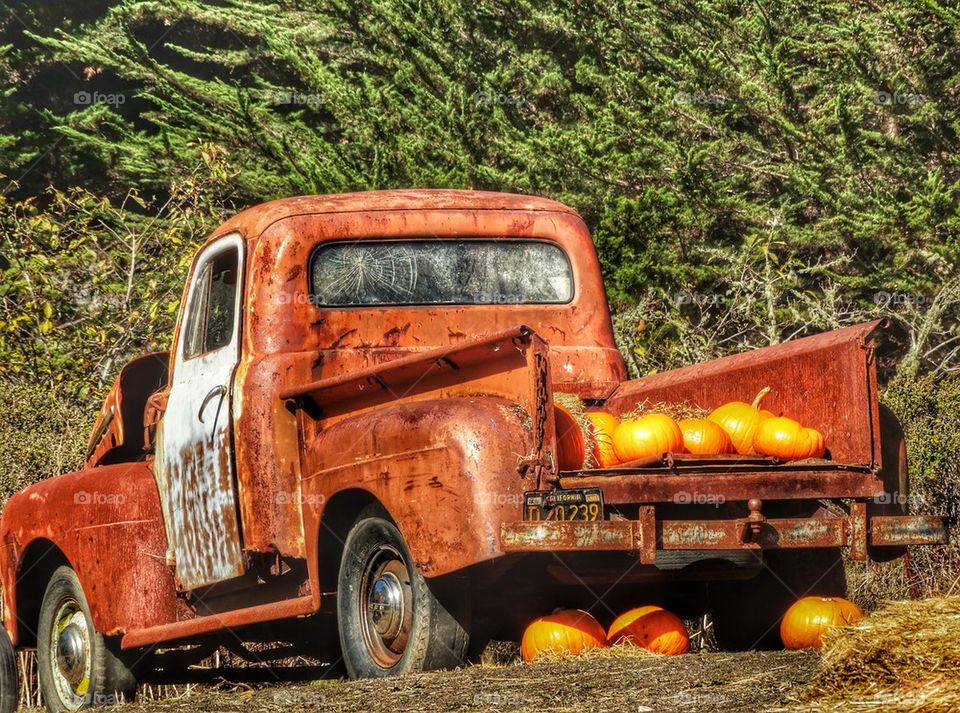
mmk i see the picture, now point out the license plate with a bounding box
[523,488,604,522]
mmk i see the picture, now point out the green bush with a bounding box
[849,374,960,606]
[0,380,91,505]
[883,374,960,487]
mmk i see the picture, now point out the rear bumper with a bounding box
[500,504,947,565]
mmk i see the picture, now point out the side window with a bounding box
[183,247,240,359]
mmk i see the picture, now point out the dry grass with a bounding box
[525,641,662,664]
[108,651,819,713]
[553,391,597,468]
[800,597,960,712]
[620,398,709,422]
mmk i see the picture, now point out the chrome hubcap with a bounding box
[50,599,91,710]
[359,545,413,668]
[56,625,86,686]
[368,571,405,640]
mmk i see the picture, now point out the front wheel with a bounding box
[337,504,469,678]
[37,567,136,712]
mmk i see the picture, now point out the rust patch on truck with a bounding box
[871,516,947,546]
[500,521,635,550]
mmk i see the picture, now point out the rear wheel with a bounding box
[37,567,136,711]
[709,548,846,650]
[337,504,469,678]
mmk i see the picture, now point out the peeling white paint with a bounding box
[155,234,246,591]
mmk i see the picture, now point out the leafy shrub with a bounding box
[0,380,90,505]
[0,144,230,398]
[848,374,960,607]
[883,374,960,487]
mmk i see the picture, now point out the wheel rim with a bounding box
[359,544,413,668]
[49,598,91,710]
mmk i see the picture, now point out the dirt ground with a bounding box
[102,650,819,713]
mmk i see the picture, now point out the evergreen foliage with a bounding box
[1,0,959,384]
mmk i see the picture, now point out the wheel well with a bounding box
[15,539,70,647]
[317,489,381,596]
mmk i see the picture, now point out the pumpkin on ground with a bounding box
[707,387,774,454]
[780,596,863,650]
[678,418,733,455]
[612,414,683,463]
[607,605,689,655]
[754,417,826,460]
[520,609,608,662]
[585,411,621,467]
[554,404,587,471]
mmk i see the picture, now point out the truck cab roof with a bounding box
[211,189,578,242]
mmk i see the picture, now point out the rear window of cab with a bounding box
[309,239,573,307]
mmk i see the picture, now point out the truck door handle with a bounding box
[199,385,227,423]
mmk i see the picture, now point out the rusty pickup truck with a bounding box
[0,190,946,711]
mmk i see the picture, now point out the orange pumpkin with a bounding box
[520,609,608,662]
[678,418,733,455]
[707,387,773,454]
[805,427,825,458]
[753,417,826,460]
[607,605,689,655]
[585,411,621,467]
[612,414,683,463]
[554,404,587,471]
[780,596,863,650]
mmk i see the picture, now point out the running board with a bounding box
[121,595,316,649]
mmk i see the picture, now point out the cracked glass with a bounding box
[310,240,573,306]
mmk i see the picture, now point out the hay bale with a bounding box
[804,596,960,711]
[620,399,709,422]
[553,391,596,468]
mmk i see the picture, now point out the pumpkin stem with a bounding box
[751,386,772,409]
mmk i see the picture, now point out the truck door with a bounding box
[156,233,246,590]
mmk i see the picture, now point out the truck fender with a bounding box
[301,396,534,584]
[0,463,177,645]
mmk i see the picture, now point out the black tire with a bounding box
[709,548,847,651]
[0,627,18,713]
[37,567,137,711]
[337,504,469,678]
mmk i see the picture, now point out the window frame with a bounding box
[180,238,243,361]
